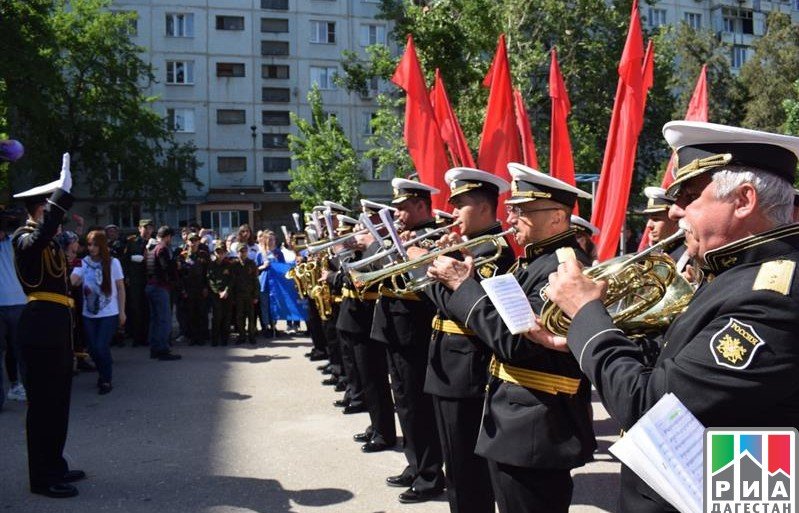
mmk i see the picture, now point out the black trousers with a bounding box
[487,460,572,513]
[386,342,444,492]
[354,338,395,444]
[19,302,74,489]
[306,301,327,355]
[211,297,233,344]
[323,304,342,371]
[184,293,208,342]
[126,279,148,344]
[433,396,495,513]
[338,329,364,408]
[619,465,676,513]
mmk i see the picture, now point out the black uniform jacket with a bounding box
[423,222,516,399]
[336,242,381,335]
[13,188,74,297]
[446,229,597,469]
[370,220,438,347]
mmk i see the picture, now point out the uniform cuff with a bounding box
[566,299,617,362]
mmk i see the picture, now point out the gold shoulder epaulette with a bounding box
[753,259,795,295]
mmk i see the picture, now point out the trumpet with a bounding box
[539,229,694,336]
[349,228,515,297]
[305,220,399,255]
[343,220,462,273]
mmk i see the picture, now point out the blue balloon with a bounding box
[0,140,24,162]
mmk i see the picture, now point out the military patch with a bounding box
[709,317,765,370]
[753,259,795,296]
[539,285,549,302]
[478,263,497,279]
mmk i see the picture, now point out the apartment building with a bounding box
[99,0,394,236]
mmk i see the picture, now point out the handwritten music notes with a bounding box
[481,274,536,335]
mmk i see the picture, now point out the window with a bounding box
[262,87,291,102]
[262,180,291,192]
[360,24,386,46]
[261,0,289,9]
[217,109,246,124]
[167,108,195,132]
[216,62,246,77]
[216,15,245,31]
[262,133,289,149]
[262,64,290,79]
[310,66,337,90]
[108,165,124,182]
[205,211,247,238]
[264,157,291,173]
[109,204,141,228]
[166,13,194,37]
[722,7,754,35]
[114,11,138,36]
[366,157,393,180]
[217,156,248,173]
[361,112,377,135]
[262,110,291,125]
[310,21,336,44]
[731,45,749,69]
[684,12,702,30]
[166,61,194,84]
[261,40,290,56]
[648,8,666,28]
[261,18,288,33]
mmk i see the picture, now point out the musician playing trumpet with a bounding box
[425,164,596,513]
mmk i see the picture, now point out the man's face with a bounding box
[106,228,119,242]
[450,194,482,236]
[669,174,736,265]
[505,200,563,246]
[189,238,199,251]
[139,225,153,239]
[395,198,427,229]
[646,211,678,244]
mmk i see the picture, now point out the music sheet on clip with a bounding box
[481,274,536,335]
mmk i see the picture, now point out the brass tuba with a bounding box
[539,229,694,336]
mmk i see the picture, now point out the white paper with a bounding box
[609,393,704,513]
[480,274,535,335]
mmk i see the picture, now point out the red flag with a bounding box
[548,47,577,197]
[514,89,539,169]
[637,64,708,250]
[478,34,521,185]
[430,69,475,168]
[590,0,650,261]
[391,35,449,210]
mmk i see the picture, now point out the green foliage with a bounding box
[739,12,799,131]
[288,86,363,211]
[0,0,200,211]
[364,94,414,179]
[783,81,799,136]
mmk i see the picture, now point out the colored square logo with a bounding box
[705,428,797,513]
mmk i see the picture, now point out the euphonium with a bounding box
[307,255,333,320]
[539,229,694,336]
[350,228,516,298]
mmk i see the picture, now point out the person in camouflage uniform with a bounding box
[124,219,153,347]
[232,245,259,344]
[207,242,234,346]
[177,233,210,345]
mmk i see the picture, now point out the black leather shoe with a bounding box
[362,441,391,453]
[62,470,86,483]
[157,352,182,361]
[31,483,79,498]
[386,474,414,488]
[343,404,367,414]
[316,364,328,371]
[321,368,332,375]
[398,487,444,503]
[334,382,347,392]
[334,399,349,408]
[353,431,370,443]
[321,377,338,386]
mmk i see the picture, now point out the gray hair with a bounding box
[712,165,794,226]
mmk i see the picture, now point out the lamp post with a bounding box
[250,124,258,185]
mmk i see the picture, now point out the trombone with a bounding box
[305,219,399,255]
[349,228,516,297]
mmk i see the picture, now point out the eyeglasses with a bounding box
[504,205,562,217]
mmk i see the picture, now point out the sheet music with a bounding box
[480,274,535,335]
[609,393,704,513]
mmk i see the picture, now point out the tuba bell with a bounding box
[539,229,694,336]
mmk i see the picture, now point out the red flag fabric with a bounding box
[590,0,650,261]
[391,35,450,211]
[514,89,539,169]
[549,48,578,214]
[637,64,708,250]
[430,69,475,168]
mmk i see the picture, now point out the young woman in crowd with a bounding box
[70,230,125,395]
[255,230,284,337]
[231,224,259,261]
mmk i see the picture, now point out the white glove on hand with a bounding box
[58,153,72,193]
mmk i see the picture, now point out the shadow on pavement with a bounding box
[572,472,619,512]
[223,354,290,364]
[196,475,353,512]
[218,391,253,401]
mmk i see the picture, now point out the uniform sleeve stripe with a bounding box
[578,328,624,372]
[464,295,488,325]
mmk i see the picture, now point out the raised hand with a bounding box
[58,153,72,193]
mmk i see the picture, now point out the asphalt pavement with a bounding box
[0,328,620,512]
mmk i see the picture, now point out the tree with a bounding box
[0,0,200,211]
[288,86,363,211]
[739,12,799,131]
[784,81,799,136]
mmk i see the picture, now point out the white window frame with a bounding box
[310,66,338,90]
[361,111,376,135]
[167,108,195,132]
[310,20,336,44]
[360,24,386,46]
[731,45,748,69]
[648,8,667,28]
[165,13,194,38]
[684,12,702,30]
[166,61,194,85]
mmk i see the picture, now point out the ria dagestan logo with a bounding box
[705,428,796,513]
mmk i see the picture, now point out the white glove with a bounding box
[58,153,72,193]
